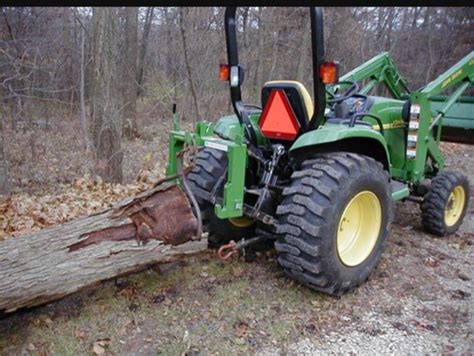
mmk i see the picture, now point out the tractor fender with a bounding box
[289,125,391,172]
[214,115,268,146]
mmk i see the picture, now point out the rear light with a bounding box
[219,63,229,81]
[320,61,339,84]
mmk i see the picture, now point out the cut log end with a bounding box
[68,185,198,252]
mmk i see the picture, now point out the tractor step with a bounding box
[391,180,410,201]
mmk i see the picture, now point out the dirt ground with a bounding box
[0,131,472,354]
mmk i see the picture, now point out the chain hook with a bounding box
[217,240,239,261]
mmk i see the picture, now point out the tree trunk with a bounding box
[0,109,10,196]
[296,17,311,83]
[0,181,206,314]
[254,7,265,90]
[79,23,89,153]
[137,7,154,97]
[90,8,123,183]
[122,7,139,140]
[179,8,201,122]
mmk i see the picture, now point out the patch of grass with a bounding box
[0,256,330,355]
[157,340,186,355]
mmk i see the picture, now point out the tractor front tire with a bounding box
[275,152,393,296]
[421,171,469,236]
[187,147,255,248]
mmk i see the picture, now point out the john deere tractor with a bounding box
[167,7,473,295]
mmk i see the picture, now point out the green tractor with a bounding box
[167,7,473,295]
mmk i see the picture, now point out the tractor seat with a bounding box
[261,81,314,131]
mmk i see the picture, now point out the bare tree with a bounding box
[79,22,88,151]
[122,7,139,139]
[89,7,123,183]
[0,110,10,196]
[179,7,201,121]
[137,7,154,97]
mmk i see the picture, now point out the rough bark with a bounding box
[0,110,10,196]
[179,8,201,121]
[79,23,88,152]
[137,7,154,97]
[0,181,206,314]
[90,8,123,183]
[122,7,139,140]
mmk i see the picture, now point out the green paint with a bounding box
[166,51,473,221]
[214,141,247,218]
[422,51,474,97]
[391,186,410,201]
[214,114,268,146]
[366,98,406,172]
[290,123,392,172]
[337,52,410,99]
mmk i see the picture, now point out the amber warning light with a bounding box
[320,61,339,84]
[219,63,230,81]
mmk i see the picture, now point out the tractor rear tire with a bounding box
[421,171,469,236]
[187,147,255,248]
[275,152,393,296]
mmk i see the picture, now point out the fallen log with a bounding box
[0,180,207,313]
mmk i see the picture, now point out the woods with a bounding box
[0,7,472,192]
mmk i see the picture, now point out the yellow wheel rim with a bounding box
[337,191,382,267]
[444,186,465,227]
[228,216,255,228]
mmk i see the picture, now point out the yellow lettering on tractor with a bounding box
[442,69,463,89]
[372,119,405,130]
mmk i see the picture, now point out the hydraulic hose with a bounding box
[176,148,203,241]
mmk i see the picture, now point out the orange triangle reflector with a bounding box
[259,89,301,140]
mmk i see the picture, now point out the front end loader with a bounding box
[167,7,473,295]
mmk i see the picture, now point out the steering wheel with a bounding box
[326,80,359,104]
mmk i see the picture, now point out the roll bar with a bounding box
[224,7,326,134]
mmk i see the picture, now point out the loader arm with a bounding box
[404,51,474,182]
[332,52,410,99]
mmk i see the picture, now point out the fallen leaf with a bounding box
[117,285,138,299]
[451,289,471,300]
[92,342,105,355]
[74,328,86,339]
[92,338,111,355]
[412,320,435,331]
[423,256,440,267]
[232,266,244,277]
[152,294,165,304]
[234,320,249,338]
[97,338,111,346]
